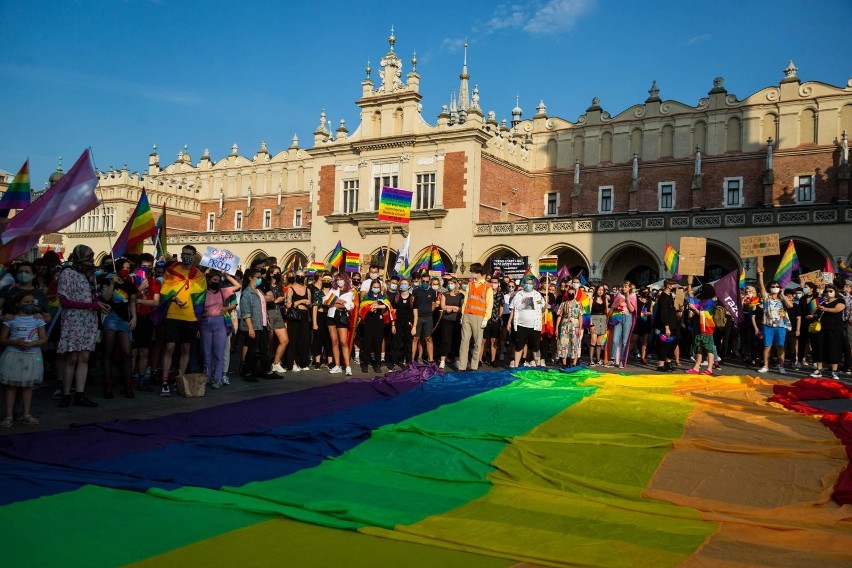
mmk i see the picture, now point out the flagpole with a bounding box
[383,223,394,278]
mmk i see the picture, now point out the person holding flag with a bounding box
[358,278,393,373]
[756,266,794,374]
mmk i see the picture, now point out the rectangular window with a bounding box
[545,192,559,216]
[262,209,272,229]
[598,186,613,213]
[415,173,436,210]
[795,174,814,204]
[723,177,743,207]
[293,208,302,228]
[373,174,399,211]
[207,212,215,232]
[234,210,243,230]
[342,180,359,214]
[658,182,675,211]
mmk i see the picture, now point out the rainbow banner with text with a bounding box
[377,186,413,224]
[1,369,851,567]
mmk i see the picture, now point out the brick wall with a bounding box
[443,151,467,208]
[198,195,310,231]
[479,156,534,219]
[317,164,336,216]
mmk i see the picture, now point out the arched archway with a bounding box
[280,249,308,271]
[368,247,398,276]
[540,243,590,282]
[762,237,831,283]
[600,242,661,287]
[408,245,454,276]
[245,250,268,270]
[703,239,741,282]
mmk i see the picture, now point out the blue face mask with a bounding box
[421,281,429,290]
[447,284,456,291]
[523,283,534,292]
[254,278,263,287]
[389,283,398,291]
[400,284,410,292]
[371,287,381,295]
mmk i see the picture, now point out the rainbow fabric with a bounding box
[160,264,207,321]
[306,261,326,274]
[538,256,557,277]
[807,297,822,315]
[575,287,591,328]
[0,159,31,217]
[2,368,852,566]
[377,186,413,224]
[689,297,716,335]
[322,292,337,307]
[328,241,344,270]
[664,243,679,276]
[541,310,555,337]
[773,240,799,287]
[410,246,432,276]
[599,329,608,347]
[345,253,360,273]
[739,268,746,290]
[358,293,394,322]
[113,189,157,258]
[155,203,169,260]
[430,246,446,274]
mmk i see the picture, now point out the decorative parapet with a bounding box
[168,228,311,246]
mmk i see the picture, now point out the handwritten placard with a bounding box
[377,187,413,224]
[739,234,780,258]
[199,246,240,275]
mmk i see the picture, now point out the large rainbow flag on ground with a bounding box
[664,243,679,276]
[2,368,851,567]
[113,189,157,258]
[0,159,31,217]
[773,239,799,287]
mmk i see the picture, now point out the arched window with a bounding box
[693,121,707,153]
[629,128,643,158]
[660,125,674,157]
[600,131,613,163]
[393,107,403,136]
[762,113,779,144]
[726,117,742,152]
[546,139,558,169]
[799,109,816,145]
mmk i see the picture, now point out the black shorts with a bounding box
[132,316,155,349]
[513,325,541,352]
[414,317,433,337]
[483,319,502,340]
[163,318,199,345]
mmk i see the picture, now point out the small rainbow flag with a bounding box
[155,203,169,260]
[739,269,746,290]
[328,241,344,270]
[323,292,338,307]
[430,246,446,274]
[772,240,799,287]
[0,159,31,217]
[664,244,679,276]
[113,189,157,258]
[306,261,326,275]
[345,253,360,273]
[538,256,557,277]
[575,287,591,328]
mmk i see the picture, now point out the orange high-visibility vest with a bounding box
[464,280,488,317]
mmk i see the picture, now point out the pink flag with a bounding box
[0,150,99,263]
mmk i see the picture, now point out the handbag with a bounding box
[808,313,823,334]
[288,308,303,322]
[334,308,350,327]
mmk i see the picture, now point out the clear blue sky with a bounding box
[1,0,849,186]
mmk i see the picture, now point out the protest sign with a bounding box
[199,246,240,275]
[491,256,529,280]
[739,234,780,258]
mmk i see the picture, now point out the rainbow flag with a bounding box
[322,292,338,307]
[538,256,557,277]
[160,263,207,321]
[155,203,169,260]
[664,243,679,276]
[575,286,591,328]
[2,369,851,566]
[345,253,360,273]
[739,268,746,290]
[306,261,326,275]
[113,190,157,258]
[328,241,344,270]
[599,329,608,347]
[0,159,31,217]
[430,246,446,274]
[773,240,799,287]
[410,246,432,276]
[377,187,413,224]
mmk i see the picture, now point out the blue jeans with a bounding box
[201,316,227,382]
[610,314,633,364]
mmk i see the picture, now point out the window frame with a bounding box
[598,185,613,214]
[794,174,815,204]
[415,172,436,210]
[234,210,243,231]
[293,208,303,228]
[544,192,560,217]
[723,176,744,208]
[262,208,272,229]
[342,179,359,214]
[207,212,215,232]
[657,181,676,212]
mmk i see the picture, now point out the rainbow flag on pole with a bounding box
[154,203,169,260]
[377,187,413,224]
[410,246,433,276]
[773,240,799,287]
[538,256,558,277]
[664,243,679,277]
[345,253,360,273]
[113,190,157,258]
[575,286,591,328]
[0,159,31,217]
[306,261,326,275]
[430,246,446,274]
[739,268,746,290]
[328,241,344,270]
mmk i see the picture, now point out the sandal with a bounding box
[1,416,12,428]
[22,415,39,425]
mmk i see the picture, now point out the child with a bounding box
[686,284,716,376]
[1,292,48,427]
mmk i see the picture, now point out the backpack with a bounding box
[712,305,728,327]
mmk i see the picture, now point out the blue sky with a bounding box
[1,0,850,186]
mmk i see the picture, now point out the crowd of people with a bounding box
[0,243,850,428]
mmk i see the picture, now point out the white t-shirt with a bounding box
[510,290,545,330]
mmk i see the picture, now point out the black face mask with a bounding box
[295,276,305,284]
[209,282,221,291]
[322,283,332,289]
[287,276,295,284]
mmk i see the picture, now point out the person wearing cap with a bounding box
[458,263,494,371]
[506,273,545,368]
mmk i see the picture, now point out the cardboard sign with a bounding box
[199,246,240,275]
[491,256,529,279]
[678,255,705,276]
[800,270,835,287]
[739,234,780,258]
[679,237,707,258]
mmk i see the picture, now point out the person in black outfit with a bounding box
[390,279,416,368]
[654,278,679,371]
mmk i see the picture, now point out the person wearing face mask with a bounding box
[359,264,382,295]
[99,258,139,399]
[411,271,438,363]
[238,268,271,381]
[0,292,48,427]
[480,276,504,367]
[810,284,846,380]
[556,282,583,368]
[262,268,289,374]
[740,285,761,367]
[389,278,416,369]
[458,263,494,371]
[284,271,312,372]
[158,245,207,396]
[633,287,653,365]
[756,267,793,374]
[358,279,392,373]
[310,275,333,369]
[56,245,109,407]
[328,274,355,376]
[201,270,241,388]
[654,279,679,372]
[131,253,160,390]
[795,282,820,370]
[0,261,51,322]
[506,274,545,368]
[437,278,464,369]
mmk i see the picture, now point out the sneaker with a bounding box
[605,362,615,368]
[22,414,39,425]
[211,380,223,389]
[329,366,342,374]
[700,361,709,367]
[1,417,12,428]
[52,389,63,400]
[701,369,713,376]
[271,363,287,374]
[589,361,597,367]
[809,369,822,378]
[831,372,840,380]
[160,385,171,397]
[713,362,721,369]
[344,366,352,376]
[291,365,302,373]
[222,376,230,386]
[439,361,445,369]
[509,361,516,368]
[778,367,786,375]
[757,366,769,373]
[793,362,802,370]
[686,368,700,374]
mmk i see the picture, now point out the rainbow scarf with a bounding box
[358,293,394,322]
[743,295,760,313]
[160,263,207,321]
[2,369,851,566]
